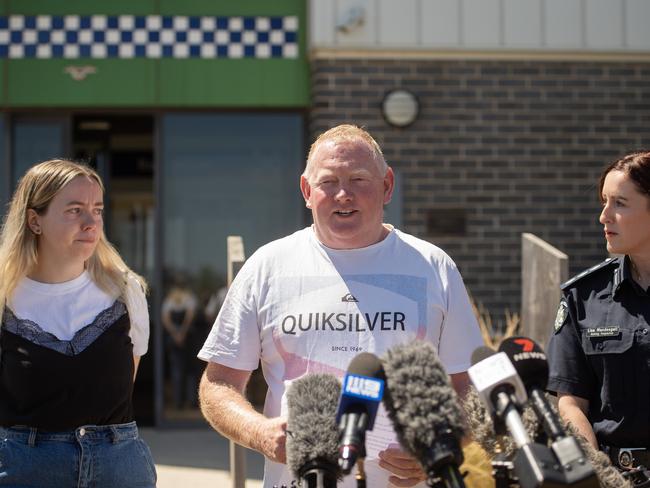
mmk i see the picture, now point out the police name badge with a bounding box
[586,326,620,338]
[554,300,568,333]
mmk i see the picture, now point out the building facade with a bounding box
[0,0,310,424]
[309,0,650,320]
[1,0,649,424]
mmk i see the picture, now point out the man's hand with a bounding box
[378,444,426,487]
[200,364,288,462]
[258,416,287,464]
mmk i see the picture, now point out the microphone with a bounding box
[467,347,530,446]
[468,346,572,487]
[382,340,466,488]
[499,337,600,487]
[498,337,564,441]
[465,347,543,460]
[463,386,543,459]
[286,373,342,488]
[564,422,632,488]
[463,387,630,488]
[336,352,385,475]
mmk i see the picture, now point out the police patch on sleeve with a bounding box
[554,300,568,333]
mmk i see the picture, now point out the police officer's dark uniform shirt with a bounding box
[547,256,650,448]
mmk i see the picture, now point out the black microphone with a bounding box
[468,346,575,488]
[463,386,630,488]
[286,373,342,488]
[382,340,466,488]
[336,352,385,475]
[499,337,600,488]
[498,337,565,441]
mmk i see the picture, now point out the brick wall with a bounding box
[310,59,650,327]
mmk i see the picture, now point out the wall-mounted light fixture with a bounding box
[381,89,419,128]
[336,6,365,33]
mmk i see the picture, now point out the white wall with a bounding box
[309,0,650,53]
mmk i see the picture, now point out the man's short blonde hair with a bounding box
[303,125,387,180]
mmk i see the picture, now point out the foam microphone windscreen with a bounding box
[563,422,631,488]
[462,386,542,458]
[286,373,342,480]
[463,387,631,488]
[381,340,465,466]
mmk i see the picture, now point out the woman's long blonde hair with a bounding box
[0,159,147,321]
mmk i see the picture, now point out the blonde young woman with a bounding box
[0,160,156,487]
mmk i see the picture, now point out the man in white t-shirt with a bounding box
[198,125,484,488]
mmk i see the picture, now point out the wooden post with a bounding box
[227,236,247,488]
[521,233,569,349]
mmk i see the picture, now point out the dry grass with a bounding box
[470,297,520,350]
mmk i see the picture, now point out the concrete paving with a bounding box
[140,427,265,488]
[140,427,496,488]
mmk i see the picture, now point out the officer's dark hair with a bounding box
[599,151,650,205]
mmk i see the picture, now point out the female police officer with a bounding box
[547,151,650,473]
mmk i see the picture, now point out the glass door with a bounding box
[73,114,156,425]
[159,112,304,422]
[73,115,155,284]
[11,115,70,190]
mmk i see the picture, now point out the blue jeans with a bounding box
[0,421,157,488]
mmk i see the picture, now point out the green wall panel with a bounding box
[159,0,304,16]
[6,0,304,16]
[6,59,157,107]
[6,1,157,15]
[1,0,309,108]
[6,59,309,108]
[158,59,309,107]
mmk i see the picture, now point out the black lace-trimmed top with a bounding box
[0,300,135,431]
[3,301,127,355]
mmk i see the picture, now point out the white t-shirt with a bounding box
[199,226,484,488]
[9,271,149,356]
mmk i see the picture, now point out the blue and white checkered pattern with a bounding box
[0,15,299,59]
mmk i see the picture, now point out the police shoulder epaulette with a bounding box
[560,257,617,291]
